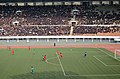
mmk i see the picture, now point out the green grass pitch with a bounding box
[0,48,120,79]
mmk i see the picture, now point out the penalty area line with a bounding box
[65,74,120,77]
[94,56,120,66]
[96,48,120,62]
[93,56,107,66]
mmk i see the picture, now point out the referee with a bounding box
[84,52,87,57]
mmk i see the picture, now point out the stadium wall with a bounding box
[0,36,119,46]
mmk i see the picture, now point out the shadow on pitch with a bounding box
[10,71,88,79]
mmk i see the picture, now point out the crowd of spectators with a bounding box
[0,25,119,36]
[0,5,120,36]
[0,25,71,36]
[0,5,120,25]
[73,26,120,35]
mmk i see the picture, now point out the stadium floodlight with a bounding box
[71,8,79,20]
[114,49,120,59]
[72,9,79,15]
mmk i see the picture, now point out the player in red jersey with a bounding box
[60,52,63,58]
[44,55,47,61]
[12,49,14,55]
[28,46,30,51]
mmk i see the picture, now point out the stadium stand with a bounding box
[0,5,120,36]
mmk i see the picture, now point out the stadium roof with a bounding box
[0,0,117,2]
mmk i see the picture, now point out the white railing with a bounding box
[0,36,119,39]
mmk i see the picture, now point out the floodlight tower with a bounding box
[71,8,79,20]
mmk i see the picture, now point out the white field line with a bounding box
[56,52,66,76]
[93,56,120,66]
[96,48,120,62]
[65,74,120,77]
[106,65,120,66]
[93,56,107,66]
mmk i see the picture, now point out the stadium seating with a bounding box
[0,5,120,36]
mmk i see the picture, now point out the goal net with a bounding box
[114,50,120,59]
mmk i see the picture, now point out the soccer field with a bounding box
[0,48,120,79]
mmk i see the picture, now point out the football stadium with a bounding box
[0,0,120,79]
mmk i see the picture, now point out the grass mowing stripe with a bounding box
[55,52,66,76]
[46,57,59,66]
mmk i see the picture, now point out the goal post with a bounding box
[114,49,120,59]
